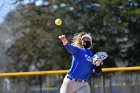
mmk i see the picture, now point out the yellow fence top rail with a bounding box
[0,66,140,77]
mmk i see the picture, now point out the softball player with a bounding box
[59,32,103,93]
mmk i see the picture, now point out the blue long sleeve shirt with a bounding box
[64,43,98,80]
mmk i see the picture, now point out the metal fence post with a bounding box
[39,75,43,93]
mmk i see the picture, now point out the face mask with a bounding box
[82,41,91,48]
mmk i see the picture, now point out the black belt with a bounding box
[67,76,87,82]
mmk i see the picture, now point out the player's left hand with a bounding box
[93,52,108,66]
[94,61,102,66]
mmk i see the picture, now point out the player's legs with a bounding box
[60,81,76,93]
[60,76,77,93]
[60,75,90,93]
[76,85,90,93]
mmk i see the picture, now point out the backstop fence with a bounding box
[0,66,140,93]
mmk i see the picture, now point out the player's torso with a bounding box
[68,48,95,79]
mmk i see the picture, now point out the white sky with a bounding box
[0,0,48,23]
[0,0,17,23]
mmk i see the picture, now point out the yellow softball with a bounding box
[55,18,62,26]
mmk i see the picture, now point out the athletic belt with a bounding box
[67,76,87,83]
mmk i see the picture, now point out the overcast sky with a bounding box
[0,0,17,23]
[0,0,48,23]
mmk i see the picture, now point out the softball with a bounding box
[55,18,62,26]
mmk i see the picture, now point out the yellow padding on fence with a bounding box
[102,66,140,72]
[0,66,140,77]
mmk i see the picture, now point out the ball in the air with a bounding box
[55,18,62,26]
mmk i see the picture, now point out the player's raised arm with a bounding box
[59,35,78,55]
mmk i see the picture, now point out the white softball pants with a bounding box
[60,75,91,93]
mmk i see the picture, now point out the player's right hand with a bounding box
[59,35,66,40]
[59,35,68,45]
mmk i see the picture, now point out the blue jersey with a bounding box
[64,43,97,80]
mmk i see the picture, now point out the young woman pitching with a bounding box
[59,32,107,93]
